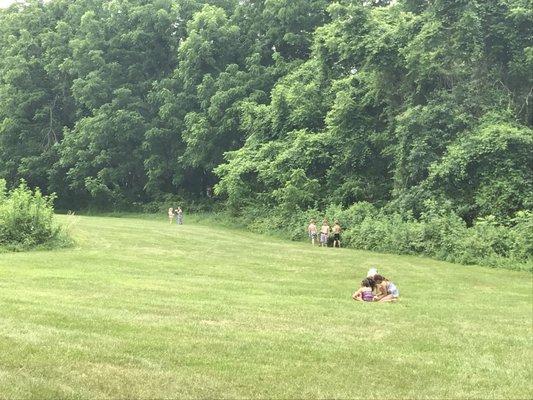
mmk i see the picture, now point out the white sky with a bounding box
[0,0,17,8]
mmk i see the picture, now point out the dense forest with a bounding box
[0,1,531,228]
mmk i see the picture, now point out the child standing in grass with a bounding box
[320,219,330,247]
[168,208,174,224]
[373,274,400,302]
[175,207,183,225]
[352,278,376,302]
[307,219,318,246]
[332,220,342,248]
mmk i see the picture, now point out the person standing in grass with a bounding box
[168,208,174,224]
[373,274,399,302]
[307,219,318,246]
[332,220,342,248]
[175,207,183,225]
[320,219,330,247]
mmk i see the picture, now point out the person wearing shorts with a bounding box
[332,220,342,248]
[320,219,330,247]
[175,207,183,225]
[307,219,318,246]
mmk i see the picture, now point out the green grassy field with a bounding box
[0,214,531,399]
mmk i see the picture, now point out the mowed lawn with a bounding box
[0,215,531,399]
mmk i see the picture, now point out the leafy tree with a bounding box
[57,90,148,207]
[0,0,75,191]
[428,113,533,221]
[0,0,530,224]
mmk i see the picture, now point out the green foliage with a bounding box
[0,0,531,267]
[345,201,532,270]
[226,201,531,271]
[0,179,69,251]
[58,93,148,208]
[428,113,533,221]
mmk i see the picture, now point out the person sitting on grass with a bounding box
[332,220,342,248]
[352,277,376,302]
[168,207,174,224]
[373,274,399,302]
[307,219,318,246]
[320,219,330,247]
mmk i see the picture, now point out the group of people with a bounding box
[307,219,342,247]
[166,210,399,302]
[167,207,184,225]
[352,268,400,302]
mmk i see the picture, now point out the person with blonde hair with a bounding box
[168,207,174,224]
[319,219,330,247]
[307,219,318,246]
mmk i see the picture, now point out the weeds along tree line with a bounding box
[0,0,531,267]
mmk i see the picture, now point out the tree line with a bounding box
[0,0,531,225]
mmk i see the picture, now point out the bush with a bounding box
[226,201,532,271]
[0,180,70,251]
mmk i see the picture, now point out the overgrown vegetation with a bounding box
[0,179,69,251]
[230,202,532,271]
[0,0,531,265]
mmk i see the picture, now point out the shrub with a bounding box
[0,180,70,251]
[227,201,532,271]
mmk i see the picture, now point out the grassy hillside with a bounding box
[0,215,531,399]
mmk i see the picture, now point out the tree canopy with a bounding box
[0,0,531,221]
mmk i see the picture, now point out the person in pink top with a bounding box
[352,278,376,302]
